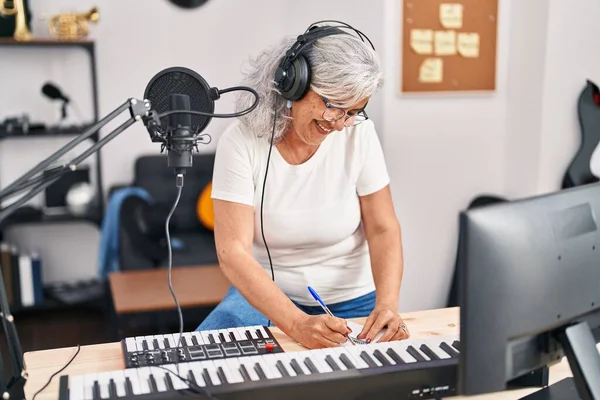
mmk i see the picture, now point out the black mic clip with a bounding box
[143,109,165,143]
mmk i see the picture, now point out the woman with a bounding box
[197,23,409,349]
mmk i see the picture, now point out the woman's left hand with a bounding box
[356,305,410,343]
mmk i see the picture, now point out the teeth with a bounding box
[316,121,332,133]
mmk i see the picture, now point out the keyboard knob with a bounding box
[161,351,169,360]
[178,349,185,360]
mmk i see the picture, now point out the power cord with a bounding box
[261,101,278,328]
[31,344,81,400]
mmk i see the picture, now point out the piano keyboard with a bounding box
[121,326,283,368]
[60,334,460,400]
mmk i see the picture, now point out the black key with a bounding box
[217,367,229,384]
[276,360,290,376]
[339,353,356,369]
[440,342,460,358]
[386,348,406,364]
[256,329,264,339]
[164,338,170,349]
[373,350,392,366]
[239,364,252,382]
[229,332,236,342]
[325,355,341,371]
[187,370,198,385]
[125,377,134,396]
[303,357,319,374]
[290,359,305,375]
[245,330,252,340]
[108,378,118,398]
[254,362,268,380]
[452,340,460,351]
[142,340,149,351]
[208,334,215,344]
[164,373,175,391]
[202,368,213,386]
[360,351,378,368]
[406,346,426,362]
[420,344,439,360]
[180,336,189,347]
[219,333,227,343]
[148,374,159,392]
[191,335,199,346]
[92,381,101,400]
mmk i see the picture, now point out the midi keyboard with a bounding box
[60,332,461,400]
[121,326,283,368]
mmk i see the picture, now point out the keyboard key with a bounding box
[339,353,356,369]
[276,360,290,377]
[372,350,392,366]
[419,344,440,360]
[406,346,427,362]
[303,358,319,374]
[360,351,378,368]
[386,348,405,364]
[254,362,268,380]
[325,355,341,371]
[452,340,460,351]
[290,359,305,375]
[239,364,252,382]
[440,342,460,358]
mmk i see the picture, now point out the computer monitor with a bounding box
[457,183,600,400]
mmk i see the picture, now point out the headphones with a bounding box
[274,20,376,102]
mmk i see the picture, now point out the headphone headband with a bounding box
[274,21,375,102]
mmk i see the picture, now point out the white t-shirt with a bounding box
[211,119,390,305]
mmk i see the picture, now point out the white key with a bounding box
[68,375,85,400]
[163,364,189,390]
[199,360,221,385]
[257,325,270,340]
[135,337,145,352]
[110,370,127,397]
[182,332,194,347]
[192,331,204,345]
[424,338,451,359]
[370,343,398,365]
[224,358,245,383]
[388,341,418,363]
[98,371,112,398]
[262,355,283,378]
[210,330,222,343]
[154,334,166,349]
[143,335,155,350]
[139,367,155,394]
[334,347,369,369]
[83,373,97,400]
[217,329,231,342]
[149,367,168,392]
[125,337,137,353]
[273,353,297,376]
[284,352,312,374]
[247,327,259,339]
[163,334,177,348]
[123,369,143,395]
[228,327,244,341]
[237,357,260,381]
[256,355,278,379]
[236,327,250,340]
[346,347,374,368]
[304,351,331,373]
[187,361,207,387]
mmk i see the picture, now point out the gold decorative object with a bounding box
[48,6,99,41]
[0,0,33,41]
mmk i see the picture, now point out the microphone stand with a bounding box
[0,97,153,399]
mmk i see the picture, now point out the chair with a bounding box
[112,154,218,271]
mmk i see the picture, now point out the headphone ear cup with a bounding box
[280,55,311,101]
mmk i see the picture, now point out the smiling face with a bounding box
[286,90,369,146]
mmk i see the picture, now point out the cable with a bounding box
[261,100,278,328]
[31,344,81,400]
[154,365,220,399]
[166,174,184,378]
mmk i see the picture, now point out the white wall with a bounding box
[0,0,597,310]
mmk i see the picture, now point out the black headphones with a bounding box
[274,20,376,102]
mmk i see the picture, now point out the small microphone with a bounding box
[42,82,70,103]
[167,93,193,171]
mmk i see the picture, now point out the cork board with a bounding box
[401,0,498,93]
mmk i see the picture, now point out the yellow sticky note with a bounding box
[434,30,456,56]
[419,58,443,83]
[457,32,480,58]
[440,3,463,29]
[410,29,433,54]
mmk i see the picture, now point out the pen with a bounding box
[307,286,362,345]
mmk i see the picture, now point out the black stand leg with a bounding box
[519,321,600,400]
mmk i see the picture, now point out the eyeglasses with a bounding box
[321,96,369,127]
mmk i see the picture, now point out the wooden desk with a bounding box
[22,307,576,400]
[108,265,231,314]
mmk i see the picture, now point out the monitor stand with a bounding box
[520,321,600,400]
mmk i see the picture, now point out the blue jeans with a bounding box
[196,286,375,331]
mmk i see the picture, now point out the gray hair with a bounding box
[234,29,383,142]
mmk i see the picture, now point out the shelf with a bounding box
[0,38,94,49]
[0,125,99,141]
[0,206,102,229]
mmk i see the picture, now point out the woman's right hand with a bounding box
[289,313,352,349]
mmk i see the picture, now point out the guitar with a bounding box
[562,80,600,188]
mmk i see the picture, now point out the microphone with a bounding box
[141,66,259,175]
[41,82,70,103]
[167,93,193,170]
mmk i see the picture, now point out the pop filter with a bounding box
[144,66,215,138]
